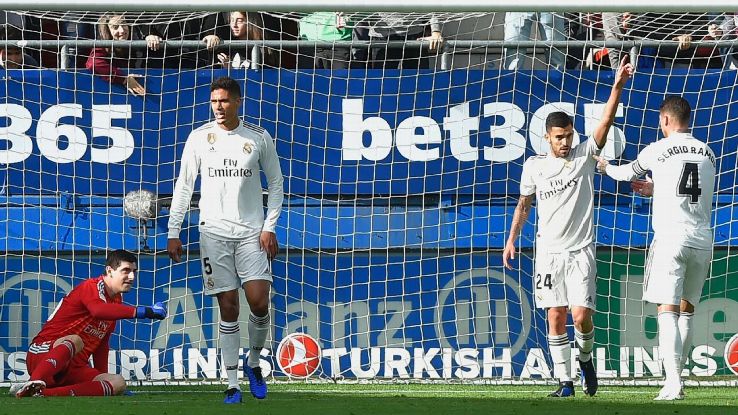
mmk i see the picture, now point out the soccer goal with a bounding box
[0,2,737,387]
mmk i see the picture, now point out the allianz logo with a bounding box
[0,272,71,352]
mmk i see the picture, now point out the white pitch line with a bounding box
[133,389,655,395]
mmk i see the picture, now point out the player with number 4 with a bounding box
[594,96,716,401]
[503,57,634,397]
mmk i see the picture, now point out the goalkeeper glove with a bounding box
[136,302,167,320]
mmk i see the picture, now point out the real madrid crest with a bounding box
[243,143,253,154]
[207,133,217,144]
[206,277,215,289]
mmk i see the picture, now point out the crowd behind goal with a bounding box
[1,11,738,74]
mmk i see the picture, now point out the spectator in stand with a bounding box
[0,26,39,69]
[706,13,738,69]
[86,13,146,96]
[143,13,229,69]
[353,13,443,70]
[59,20,95,69]
[503,12,566,70]
[566,12,607,69]
[598,13,721,70]
[217,11,278,69]
[1,12,39,66]
[298,12,352,69]
[598,12,633,70]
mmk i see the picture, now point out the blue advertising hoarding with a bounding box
[1,69,736,197]
[0,253,548,380]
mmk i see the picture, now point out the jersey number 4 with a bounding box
[678,162,701,203]
[536,273,553,290]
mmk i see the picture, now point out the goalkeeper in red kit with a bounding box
[10,249,167,398]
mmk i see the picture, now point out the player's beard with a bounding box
[120,281,133,293]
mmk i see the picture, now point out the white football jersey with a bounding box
[168,120,284,241]
[632,132,715,249]
[520,137,601,253]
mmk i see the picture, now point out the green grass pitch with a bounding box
[2,383,736,415]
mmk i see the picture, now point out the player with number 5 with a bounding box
[594,96,716,401]
[167,76,284,404]
[503,57,634,398]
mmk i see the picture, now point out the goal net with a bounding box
[1,8,737,385]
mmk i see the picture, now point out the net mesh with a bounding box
[0,10,737,385]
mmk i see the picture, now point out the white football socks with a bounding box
[248,312,270,368]
[549,333,572,382]
[219,320,241,389]
[575,328,594,362]
[678,311,694,373]
[657,311,682,386]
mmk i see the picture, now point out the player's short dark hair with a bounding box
[106,249,137,269]
[210,76,242,98]
[660,95,691,125]
[0,26,23,52]
[545,111,573,132]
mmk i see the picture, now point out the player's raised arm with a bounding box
[592,56,634,149]
[503,193,534,270]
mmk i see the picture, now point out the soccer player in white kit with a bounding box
[167,76,284,404]
[595,96,715,401]
[503,58,633,397]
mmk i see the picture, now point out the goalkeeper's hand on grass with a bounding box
[136,302,167,320]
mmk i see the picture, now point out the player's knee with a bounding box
[59,335,84,355]
[571,308,593,328]
[545,307,567,333]
[244,283,271,315]
[248,298,269,316]
[108,374,127,395]
[219,303,240,321]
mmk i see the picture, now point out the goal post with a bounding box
[1,6,737,386]
[1,0,738,12]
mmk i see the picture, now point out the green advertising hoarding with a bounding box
[595,248,738,377]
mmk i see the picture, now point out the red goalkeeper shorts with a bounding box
[26,340,104,387]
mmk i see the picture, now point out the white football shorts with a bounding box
[643,238,711,306]
[199,231,272,296]
[534,244,596,310]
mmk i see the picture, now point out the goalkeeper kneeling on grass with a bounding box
[10,249,167,398]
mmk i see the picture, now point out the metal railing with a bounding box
[3,39,738,70]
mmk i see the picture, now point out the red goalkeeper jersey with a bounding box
[31,275,136,370]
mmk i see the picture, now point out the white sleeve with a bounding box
[604,144,651,182]
[604,162,641,181]
[259,130,284,234]
[519,158,536,196]
[572,136,601,158]
[167,135,200,239]
[585,135,602,156]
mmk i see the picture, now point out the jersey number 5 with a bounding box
[202,257,213,275]
[536,273,553,290]
[678,162,701,203]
